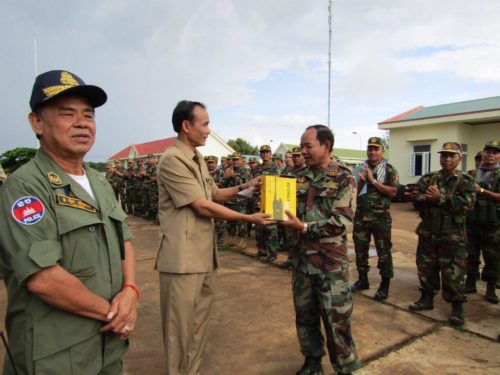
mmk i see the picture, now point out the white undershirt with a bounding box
[68,169,96,200]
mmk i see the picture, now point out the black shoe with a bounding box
[351,273,369,291]
[374,277,390,301]
[267,253,277,262]
[464,274,477,294]
[256,251,267,258]
[486,281,499,304]
[449,301,464,326]
[409,291,434,312]
[296,356,324,375]
[280,259,292,269]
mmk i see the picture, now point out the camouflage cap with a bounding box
[367,137,383,148]
[147,153,154,158]
[226,154,233,159]
[483,139,500,151]
[248,156,258,163]
[438,142,462,155]
[127,159,134,164]
[231,152,241,160]
[291,146,301,155]
[272,153,283,160]
[203,156,209,161]
[206,155,217,162]
[114,159,120,163]
[221,156,227,161]
[260,145,271,152]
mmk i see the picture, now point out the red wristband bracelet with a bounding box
[123,284,140,300]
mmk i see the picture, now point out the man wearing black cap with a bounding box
[0,70,138,374]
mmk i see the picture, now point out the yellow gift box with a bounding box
[261,175,296,220]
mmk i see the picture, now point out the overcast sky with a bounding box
[1,0,500,161]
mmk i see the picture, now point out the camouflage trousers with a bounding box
[226,203,248,238]
[255,224,279,255]
[125,188,135,214]
[416,233,467,303]
[353,215,393,278]
[466,223,499,282]
[292,262,361,374]
[134,184,146,215]
[215,220,226,244]
[145,183,158,217]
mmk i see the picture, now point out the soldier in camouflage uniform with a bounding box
[351,137,399,301]
[125,159,136,214]
[144,153,158,220]
[252,145,280,261]
[281,125,361,375]
[282,151,294,175]
[409,142,476,326]
[272,153,284,174]
[225,153,251,248]
[105,163,114,185]
[464,140,500,303]
[134,158,146,217]
[206,155,227,245]
[112,159,127,211]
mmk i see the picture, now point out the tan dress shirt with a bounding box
[156,139,219,273]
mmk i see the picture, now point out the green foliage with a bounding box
[86,162,107,172]
[0,147,37,174]
[227,138,258,155]
[382,132,390,150]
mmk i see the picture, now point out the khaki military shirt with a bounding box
[0,149,133,375]
[156,140,219,273]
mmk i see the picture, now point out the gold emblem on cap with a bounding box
[444,143,453,149]
[328,169,337,177]
[370,137,377,143]
[48,172,62,185]
[42,72,80,99]
[492,140,498,146]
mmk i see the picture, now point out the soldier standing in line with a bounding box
[464,141,500,303]
[280,125,361,375]
[281,147,307,269]
[272,153,284,173]
[113,159,127,211]
[224,153,251,249]
[125,159,136,215]
[134,158,146,217]
[105,163,115,185]
[282,151,294,175]
[351,137,399,301]
[409,142,475,326]
[252,145,280,261]
[144,153,159,221]
[207,155,227,245]
[220,156,228,170]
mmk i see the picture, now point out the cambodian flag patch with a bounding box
[11,196,45,225]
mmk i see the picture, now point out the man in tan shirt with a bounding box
[157,100,272,375]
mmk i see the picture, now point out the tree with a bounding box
[227,138,258,155]
[0,147,37,174]
[86,161,107,172]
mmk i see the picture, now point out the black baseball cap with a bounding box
[30,70,107,110]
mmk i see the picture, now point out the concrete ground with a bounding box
[1,203,499,374]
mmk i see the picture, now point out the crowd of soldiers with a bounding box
[106,153,159,222]
[105,138,498,330]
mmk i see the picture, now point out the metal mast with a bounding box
[327,0,332,128]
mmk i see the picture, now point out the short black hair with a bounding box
[306,124,334,152]
[172,100,206,133]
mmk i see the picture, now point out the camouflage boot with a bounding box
[374,277,390,301]
[409,291,434,312]
[449,301,464,326]
[485,281,499,304]
[296,356,324,375]
[351,273,369,291]
[464,274,477,294]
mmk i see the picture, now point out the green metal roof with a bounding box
[396,96,500,122]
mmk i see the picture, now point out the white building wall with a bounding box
[198,134,235,161]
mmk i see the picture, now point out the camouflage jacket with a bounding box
[134,165,146,187]
[469,165,500,225]
[281,166,295,176]
[413,169,475,236]
[144,163,157,186]
[225,166,250,204]
[356,162,398,220]
[209,168,226,188]
[291,160,357,274]
[112,167,126,189]
[252,162,279,179]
